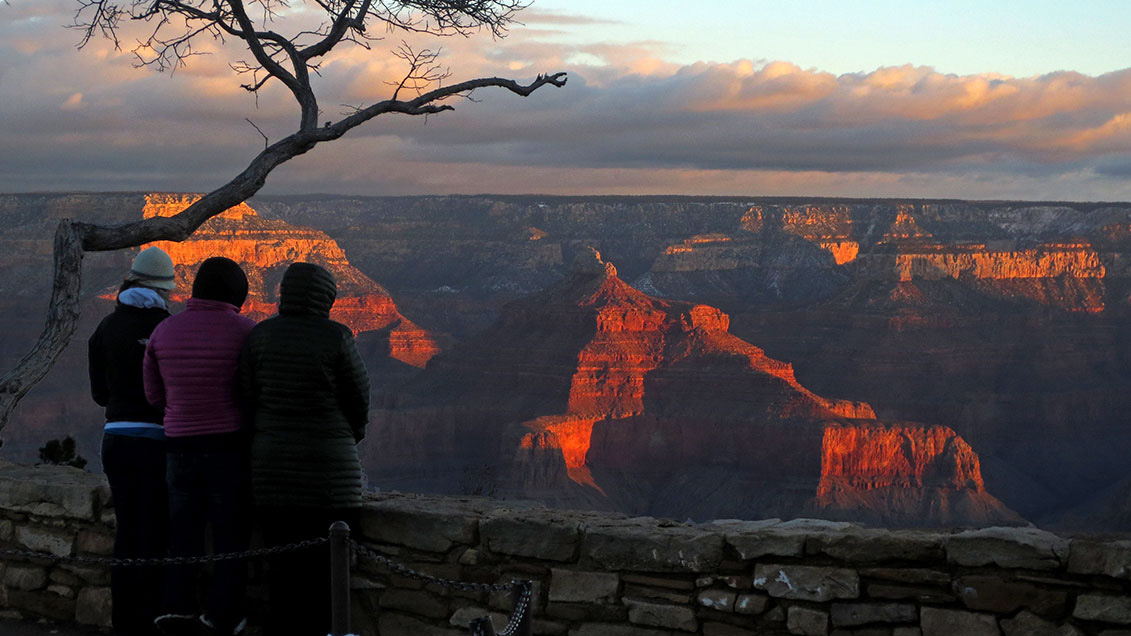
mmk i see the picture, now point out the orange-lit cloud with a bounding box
[7,1,1131,200]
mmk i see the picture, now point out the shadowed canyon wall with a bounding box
[1,194,1129,530]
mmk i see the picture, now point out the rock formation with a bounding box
[139,194,438,367]
[371,248,1017,527]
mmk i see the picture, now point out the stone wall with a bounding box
[0,460,114,628]
[3,461,1131,635]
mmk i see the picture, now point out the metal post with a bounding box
[511,580,532,636]
[329,520,351,636]
[469,616,498,636]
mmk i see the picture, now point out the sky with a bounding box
[5,1,1131,200]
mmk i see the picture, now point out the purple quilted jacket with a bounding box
[143,298,256,437]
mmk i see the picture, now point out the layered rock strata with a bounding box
[371,249,1016,527]
[139,194,438,367]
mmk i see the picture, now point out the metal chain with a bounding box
[498,579,531,636]
[350,540,513,593]
[0,537,328,567]
[351,541,532,635]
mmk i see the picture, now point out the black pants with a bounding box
[163,447,251,633]
[102,433,168,636]
[258,507,359,636]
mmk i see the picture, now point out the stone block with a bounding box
[482,515,580,562]
[0,464,106,521]
[920,607,1000,636]
[46,585,74,599]
[59,565,109,586]
[858,568,950,586]
[954,575,1067,616]
[893,629,922,636]
[1068,540,1131,579]
[734,593,769,615]
[379,611,464,636]
[866,583,955,604]
[360,501,478,552]
[809,529,944,563]
[702,622,755,636]
[721,576,751,589]
[379,589,449,619]
[1074,594,1131,623]
[584,523,723,572]
[535,619,569,636]
[549,569,619,603]
[3,565,47,591]
[76,530,114,556]
[0,519,12,541]
[49,570,81,587]
[571,623,671,636]
[623,585,690,604]
[787,606,828,636]
[753,564,859,602]
[621,575,695,590]
[830,602,917,627]
[1001,610,1081,636]
[946,527,1068,570]
[449,606,506,631]
[75,587,112,627]
[624,598,697,632]
[697,589,736,612]
[6,588,76,621]
[14,525,73,557]
[726,527,805,560]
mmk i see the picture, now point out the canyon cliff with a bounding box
[139,194,439,367]
[252,195,1130,529]
[0,193,1127,529]
[365,249,1018,527]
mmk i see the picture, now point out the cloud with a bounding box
[5,2,1131,201]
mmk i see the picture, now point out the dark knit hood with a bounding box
[192,257,249,309]
[278,262,336,317]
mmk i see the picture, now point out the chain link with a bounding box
[350,540,512,593]
[351,541,531,635]
[0,537,328,567]
[498,579,531,636]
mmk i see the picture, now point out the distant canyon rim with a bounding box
[1,192,1128,531]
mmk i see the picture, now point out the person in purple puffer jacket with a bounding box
[143,257,256,636]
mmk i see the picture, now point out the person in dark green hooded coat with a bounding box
[238,262,369,636]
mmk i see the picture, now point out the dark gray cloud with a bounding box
[5,3,1131,200]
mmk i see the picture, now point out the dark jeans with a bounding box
[258,507,359,636]
[163,447,250,633]
[101,433,168,636]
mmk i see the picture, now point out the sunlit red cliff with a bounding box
[370,248,1017,527]
[139,194,438,367]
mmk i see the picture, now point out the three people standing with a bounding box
[89,251,370,636]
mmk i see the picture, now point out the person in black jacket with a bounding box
[239,262,369,636]
[88,246,176,636]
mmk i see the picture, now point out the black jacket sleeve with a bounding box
[334,329,370,443]
[88,327,109,407]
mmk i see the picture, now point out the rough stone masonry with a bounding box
[2,460,1131,635]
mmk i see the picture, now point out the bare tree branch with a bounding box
[0,0,566,435]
